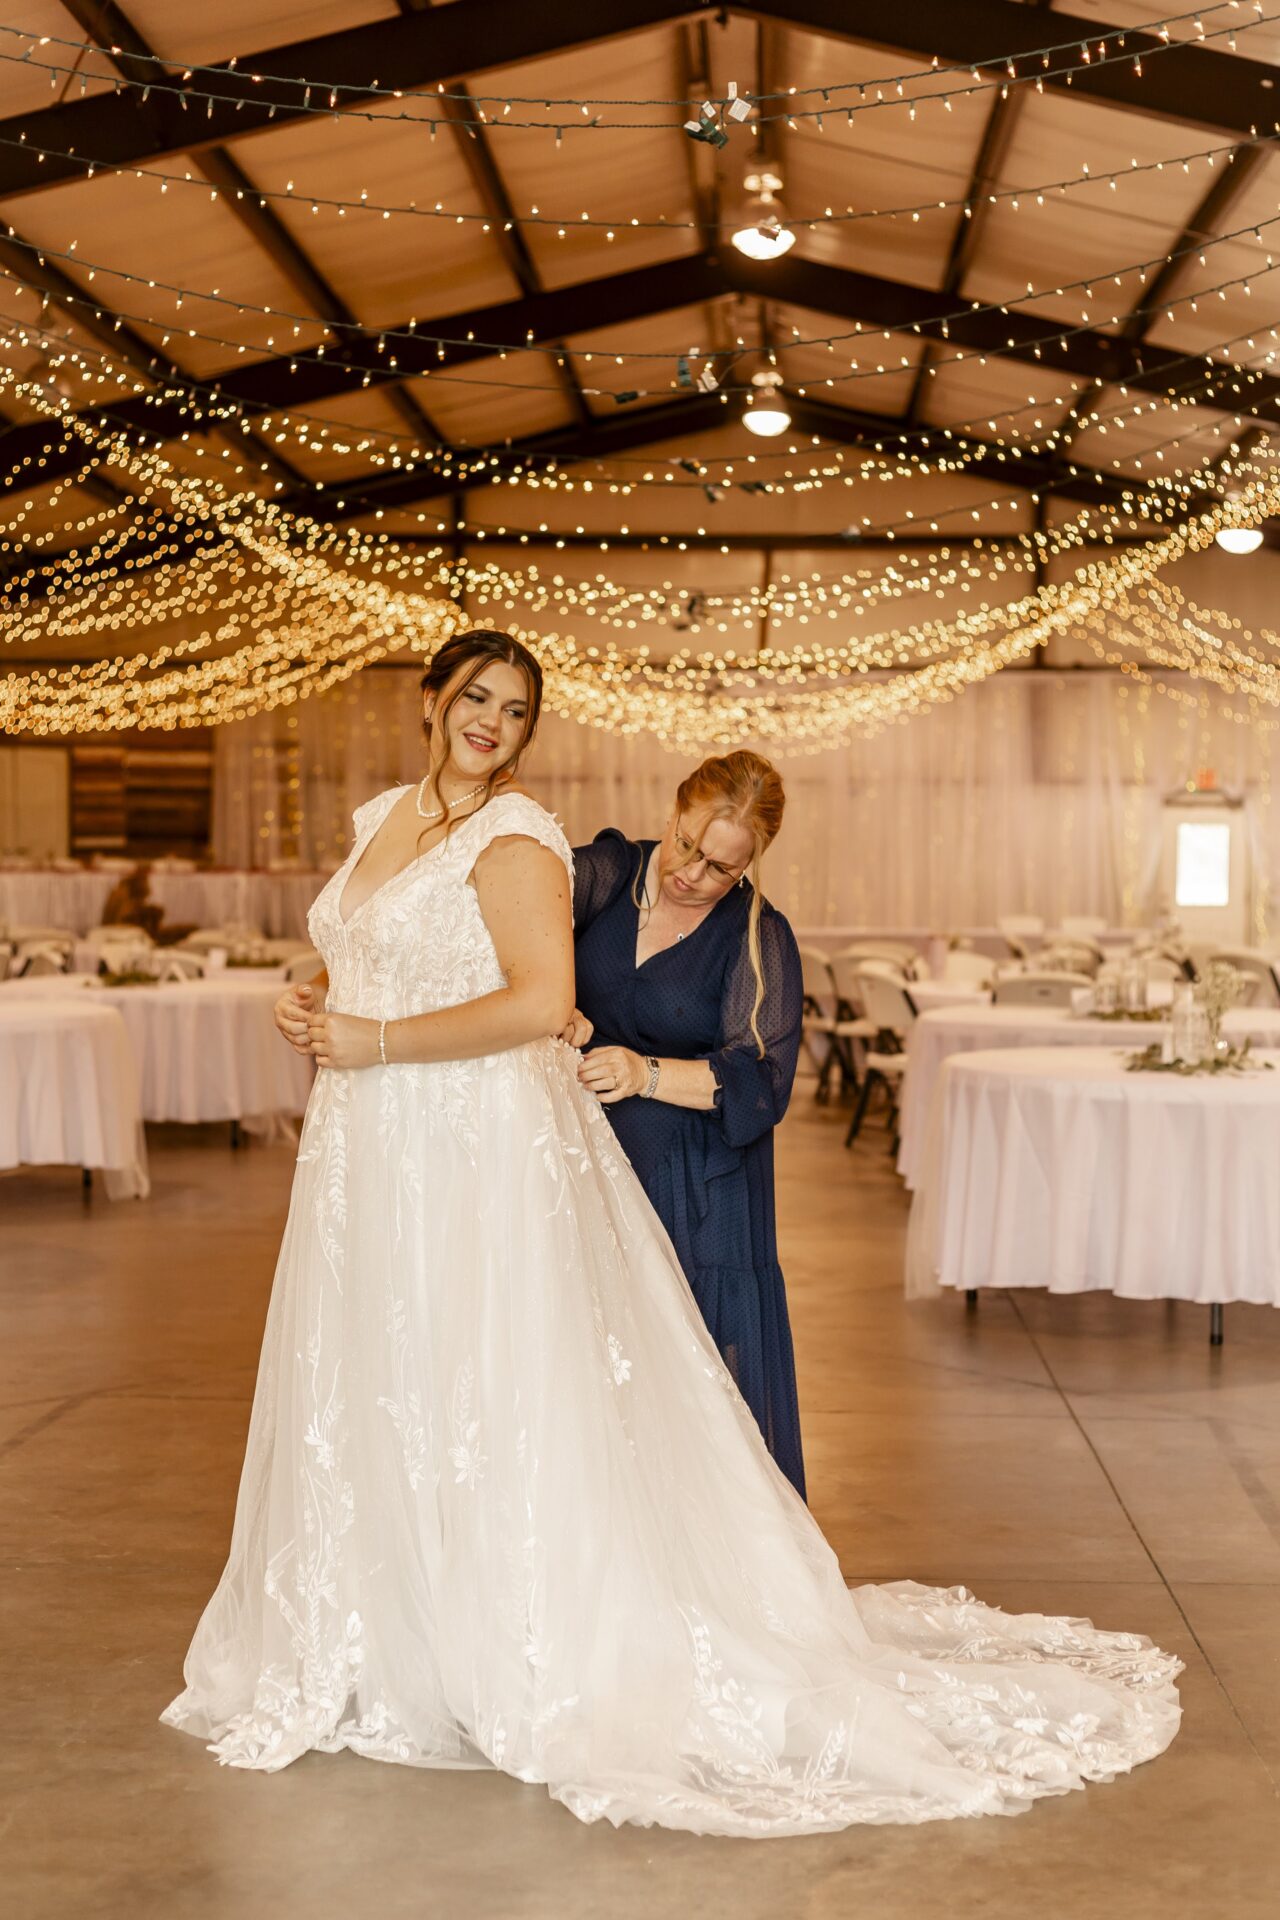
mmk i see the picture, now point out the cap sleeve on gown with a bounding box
[463,793,575,888]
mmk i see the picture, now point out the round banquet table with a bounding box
[897,1002,1280,1190]
[0,996,148,1198]
[905,1047,1280,1336]
[3,975,313,1137]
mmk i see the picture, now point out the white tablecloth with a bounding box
[0,997,148,1198]
[3,976,313,1134]
[906,1047,1280,1307]
[898,1003,1280,1189]
[0,869,326,940]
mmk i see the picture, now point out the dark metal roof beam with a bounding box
[3,249,1273,501]
[55,0,445,454]
[0,0,1276,201]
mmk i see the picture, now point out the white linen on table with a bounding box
[906,1047,1280,1308]
[94,978,314,1135]
[3,975,313,1135]
[0,996,148,1198]
[897,1003,1280,1190]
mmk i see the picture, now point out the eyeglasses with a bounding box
[673,820,746,884]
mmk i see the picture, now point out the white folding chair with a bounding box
[157,951,204,982]
[846,969,917,1151]
[179,927,236,954]
[993,969,1092,1008]
[1039,940,1103,979]
[14,941,69,978]
[1060,915,1108,941]
[1208,948,1280,1009]
[86,923,153,947]
[835,939,924,979]
[941,947,994,988]
[997,914,1044,958]
[798,945,844,1101]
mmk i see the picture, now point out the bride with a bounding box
[162,630,1181,1836]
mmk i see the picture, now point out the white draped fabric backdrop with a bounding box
[213,670,1279,938]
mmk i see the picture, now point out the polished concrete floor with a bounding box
[4,1093,1279,1919]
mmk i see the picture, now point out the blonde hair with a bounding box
[675,750,786,1056]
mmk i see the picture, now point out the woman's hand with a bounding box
[274,982,320,1055]
[559,1007,594,1049]
[578,1044,647,1105]
[307,1011,381,1070]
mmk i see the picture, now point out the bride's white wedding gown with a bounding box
[162,788,1181,1836]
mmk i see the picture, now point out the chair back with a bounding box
[1207,948,1280,1008]
[854,968,917,1044]
[285,949,323,985]
[1039,940,1103,978]
[941,948,994,987]
[835,939,922,977]
[16,942,69,978]
[87,923,153,947]
[998,914,1044,940]
[179,927,235,954]
[157,951,204,982]
[993,969,1092,1008]
[798,944,837,1013]
[1060,915,1108,940]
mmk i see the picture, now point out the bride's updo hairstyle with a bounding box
[675,750,786,1055]
[419,630,544,835]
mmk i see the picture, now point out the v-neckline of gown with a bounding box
[633,841,738,973]
[338,788,493,929]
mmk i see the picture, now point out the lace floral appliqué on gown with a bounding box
[162,789,1181,1836]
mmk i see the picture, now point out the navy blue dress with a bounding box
[572,831,807,1498]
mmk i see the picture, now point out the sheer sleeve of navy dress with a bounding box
[571,829,807,1498]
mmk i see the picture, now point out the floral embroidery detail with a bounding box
[606,1334,632,1386]
[448,1359,487,1488]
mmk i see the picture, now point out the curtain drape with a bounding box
[212,670,1279,937]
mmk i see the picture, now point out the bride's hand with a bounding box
[559,1007,594,1049]
[274,983,317,1055]
[578,1044,645,1105]
[306,1011,380,1070]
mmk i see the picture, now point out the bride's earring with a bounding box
[738,874,746,889]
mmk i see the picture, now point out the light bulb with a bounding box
[731,217,796,261]
[743,368,790,437]
[1214,527,1264,554]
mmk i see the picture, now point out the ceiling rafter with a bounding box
[904,0,1054,426]
[1049,138,1277,470]
[1,248,1274,507]
[0,0,1275,204]
[55,0,445,454]
[393,0,591,431]
[0,225,306,492]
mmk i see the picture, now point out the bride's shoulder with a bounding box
[351,783,411,836]
[470,789,574,878]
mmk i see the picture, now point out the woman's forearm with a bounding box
[384,981,574,1065]
[652,1056,718,1111]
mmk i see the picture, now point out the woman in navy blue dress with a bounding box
[567,751,807,1497]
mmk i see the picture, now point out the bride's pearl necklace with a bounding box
[415,776,486,824]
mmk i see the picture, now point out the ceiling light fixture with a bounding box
[1214,526,1264,554]
[731,165,796,262]
[742,367,791,437]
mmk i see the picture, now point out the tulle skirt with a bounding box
[162,1039,1180,1835]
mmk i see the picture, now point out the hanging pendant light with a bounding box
[1214,526,1264,554]
[731,166,795,262]
[742,368,791,437]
